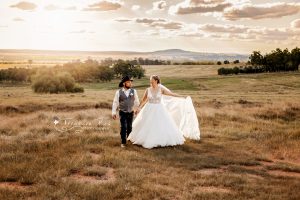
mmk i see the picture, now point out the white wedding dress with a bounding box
[127,84,200,149]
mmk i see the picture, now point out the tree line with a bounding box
[0,59,145,83]
[101,58,171,66]
[218,47,300,75]
[0,59,145,93]
[101,58,218,65]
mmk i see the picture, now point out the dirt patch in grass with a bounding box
[0,181,34,191]
[65,166,116,184]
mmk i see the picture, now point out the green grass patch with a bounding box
[82,77,198,91]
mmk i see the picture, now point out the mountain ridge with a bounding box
[0,48,249,62]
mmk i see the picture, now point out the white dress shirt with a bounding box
[112,88,140,115]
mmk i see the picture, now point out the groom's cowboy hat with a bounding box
[119,76,133,87]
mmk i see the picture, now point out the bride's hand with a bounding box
[135,108,141,115]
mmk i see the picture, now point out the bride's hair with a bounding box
[150,75,160,84]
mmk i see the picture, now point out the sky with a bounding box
[0,0,300,54]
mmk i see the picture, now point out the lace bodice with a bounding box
[148,85,162,104]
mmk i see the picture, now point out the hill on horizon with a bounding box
[0,48,249,63]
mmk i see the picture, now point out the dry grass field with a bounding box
[0,63,57,70]
[0,65,299,199]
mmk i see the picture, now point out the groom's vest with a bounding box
[119,88,135,113]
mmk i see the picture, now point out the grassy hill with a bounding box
[0,65,299,199]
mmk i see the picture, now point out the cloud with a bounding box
[122,30,131,34]
[83,1,122,11]
[196,23,255,40]
[196,23,300,42]
[10,1,37,11]
[136,18,166,24]
[150,21,182,30]
[147,0,167,14]
[75,20,91,24]
[136,18,182,30]
[131,5,140,11]
[200,24,248,33]
[44,4,60,11]
[224,2,300,20]
[69,30,86,34]
[153,1,167,10]
[115,18,132,22]
[178,31,204,37]
[250,28,296,41]
[291,19,300,29]
[169,0,232,15]
[44,5,76,11]
[64,6,77,11]
[115,15,300,42]
[116,18,182,30]
[13,17,25,22]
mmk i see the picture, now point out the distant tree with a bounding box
[224,60,230,64]
[291,47,300,71]
[97,66,114,82]
[132,65,145,79]
[233,66,239,74]
[265,48,285,72]
[113,61,145,79]
[233,60,239,64]
[217,61,222,65]
[217,67,225,75]
[101,58,113,66]
[249,51,264,66]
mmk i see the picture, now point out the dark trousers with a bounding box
[119,110,134,144]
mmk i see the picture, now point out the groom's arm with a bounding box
[112,90,119,119]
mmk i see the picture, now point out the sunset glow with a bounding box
[1,0,300,53]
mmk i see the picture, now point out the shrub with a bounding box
[97,66,114,82]
[31,71,84,93]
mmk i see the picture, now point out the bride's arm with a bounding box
[160,85,185,98]
[137,89,148,110]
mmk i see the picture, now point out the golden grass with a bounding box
[0,63,57,69]
[0,66,299,199]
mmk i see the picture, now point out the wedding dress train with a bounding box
[127,84,200,149]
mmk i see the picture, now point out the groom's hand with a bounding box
[134,108,140,115]
[112,114,117,120]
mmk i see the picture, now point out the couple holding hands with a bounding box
[112,75,200,149]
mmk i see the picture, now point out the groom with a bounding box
[112,76,140,148]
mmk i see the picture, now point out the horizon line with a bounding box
[0,47,251,55]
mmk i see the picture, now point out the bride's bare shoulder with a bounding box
[160,84,170,91]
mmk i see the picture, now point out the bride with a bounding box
[127,75,200,149]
